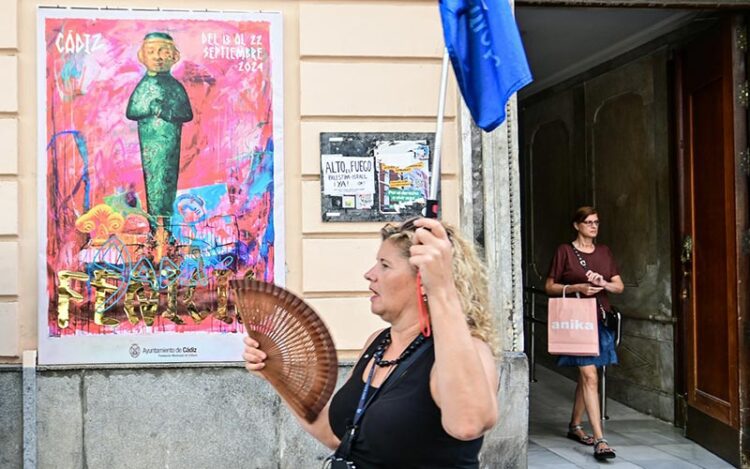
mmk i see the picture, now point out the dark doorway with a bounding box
[517,7,750,467]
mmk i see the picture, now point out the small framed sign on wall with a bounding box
[320,132,437,222]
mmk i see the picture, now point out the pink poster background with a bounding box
[43,13,281,339]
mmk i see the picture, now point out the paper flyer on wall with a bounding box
[373,140,431,215]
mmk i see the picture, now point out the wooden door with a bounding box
[676,20,741,466]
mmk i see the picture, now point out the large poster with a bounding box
[37,9,284,364]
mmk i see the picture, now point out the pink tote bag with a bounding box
[547,286,599,356]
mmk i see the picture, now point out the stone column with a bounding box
[460,97,525,353]
[460,95,529,467]
[481,96,524,352]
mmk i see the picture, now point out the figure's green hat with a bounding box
[143,32,174,42]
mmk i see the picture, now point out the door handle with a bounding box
[680,235,693,300]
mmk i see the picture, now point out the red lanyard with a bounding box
[416,272,432,337]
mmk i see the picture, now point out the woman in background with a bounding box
[545,206,623,461]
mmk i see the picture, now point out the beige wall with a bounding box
[0,0,20,359]
[0,0,461,362]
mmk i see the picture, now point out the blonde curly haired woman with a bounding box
[243,217,499,468]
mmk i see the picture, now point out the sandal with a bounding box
[566,424,594,446]
[594,438,616,460]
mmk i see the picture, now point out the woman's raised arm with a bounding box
[408,218,499,441]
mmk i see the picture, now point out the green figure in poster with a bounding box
[126,32,193,231]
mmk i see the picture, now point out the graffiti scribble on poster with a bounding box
[38,10,284,363]
[319,133,434,222]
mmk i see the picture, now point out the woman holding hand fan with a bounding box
[242,217,499,468]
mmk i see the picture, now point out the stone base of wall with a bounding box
[0,353,528,469]
[480,352,529,469]
[0,367,23,468]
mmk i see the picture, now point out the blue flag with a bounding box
[440,0,532,131]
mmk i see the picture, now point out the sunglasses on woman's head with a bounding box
[398,216,422,232]
[383,216,454,242]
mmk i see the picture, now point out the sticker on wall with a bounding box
[374,141,431,215]
[37,8,285,365]
[321,155,375,197]
[320,133,436,222]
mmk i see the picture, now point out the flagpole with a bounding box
[416,47,451,338]
[426,48,450,219]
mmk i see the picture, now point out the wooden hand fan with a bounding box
[231,278,338,423]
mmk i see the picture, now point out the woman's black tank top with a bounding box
[328,329,483,469]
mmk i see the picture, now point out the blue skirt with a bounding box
[556,323,618,368]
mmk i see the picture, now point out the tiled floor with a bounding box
[529,365,736,468]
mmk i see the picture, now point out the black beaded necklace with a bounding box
[373,331,427,367]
